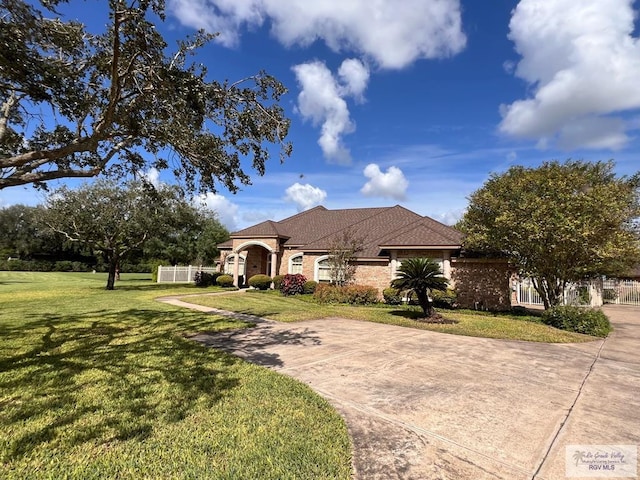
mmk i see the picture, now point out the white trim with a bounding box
[314,255,331,282]
[234,240,274,253]
[224,253,246,275]
[289,253,303,274]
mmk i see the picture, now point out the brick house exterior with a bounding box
[218,205,513,310]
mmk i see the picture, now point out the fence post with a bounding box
[157,265,162,283]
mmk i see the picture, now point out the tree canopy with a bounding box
[43,180,213,289]
[0,0,291,192]
[458,160,640,308]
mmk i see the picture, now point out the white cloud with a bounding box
[293,59,369,164]
[338,58,370,101]
[360,163,408,200]
[500,0,640,150]
[139,167,161,188]
[432,209,465,226]
[168,0,466,69]
[284,182,327,212]
[194,192,240,231]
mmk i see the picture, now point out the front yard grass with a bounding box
[186,290,597,343]
[0,272,351,479]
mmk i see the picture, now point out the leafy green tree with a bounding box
[0,0,291,192]
[458,160,640,308]
[44,180,184,289]
[142,203,229,266]
[0,204,72,261]
[391,258,448,318]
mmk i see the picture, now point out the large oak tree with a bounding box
[458,160,640,308]
[0,0,291,192]
[44,180,196,289]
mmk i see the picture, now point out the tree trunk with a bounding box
[533,276,564,309]
[416,290,435,318]
[106,253,119,290]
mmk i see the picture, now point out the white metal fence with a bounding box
[515,277,640,307]
[157,265,218,283]
[602,278,640,306]
[515,278,597,307]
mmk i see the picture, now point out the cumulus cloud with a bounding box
[500,0,640,150]
[293,59,369,164]
[360,164,408,200]
[136,167,162,188]
[433,209,465,226]
[284,182,327,212]
[168,0,465,69]
[194,192,240,231]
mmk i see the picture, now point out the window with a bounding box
[224,255,245,275]
[315,256,332,282]
[289,254,303,274]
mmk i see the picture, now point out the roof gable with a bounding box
[231,220,289,239]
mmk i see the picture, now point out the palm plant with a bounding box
[392,258,449,318]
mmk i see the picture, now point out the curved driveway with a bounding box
[161,296,640,480]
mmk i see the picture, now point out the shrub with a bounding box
[216,274,234,288]
[383,287,402,305]
[248,274,272,290]
[281,273,306,296]
[541,306,611,337]
[431,288,458,309]
[194,271,218,287]
[302,280,318,294]
[53,260,74,271]
[313,284,379,305]
[344,285,378,305]
[272,275,284,290]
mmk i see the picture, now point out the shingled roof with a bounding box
[221,205,463,257]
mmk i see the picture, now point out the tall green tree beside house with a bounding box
[0,0,291,192]
[458,160,640,309]
[392,258,448,318]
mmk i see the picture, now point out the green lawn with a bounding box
[0,272,351,480]
[186,290,597,343]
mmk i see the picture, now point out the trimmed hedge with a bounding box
[272,275,284,290]
[541,306,611,337]
[216,274,234,288]
[302,280,318,294]
[431,288,458,309]
[248,274,272,290]
[382,287,402,305]
[314,284,379,305]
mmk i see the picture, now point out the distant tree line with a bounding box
[0,182,229,281]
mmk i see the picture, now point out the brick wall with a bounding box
[353,261,391,292]
[451,258,513,311]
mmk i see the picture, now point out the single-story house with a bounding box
[218,205,513,310]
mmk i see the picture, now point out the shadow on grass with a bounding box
[389,309,459,324]
[191,325,322,368]
[0,308,244,462]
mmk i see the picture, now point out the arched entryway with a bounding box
[232,241,278,287]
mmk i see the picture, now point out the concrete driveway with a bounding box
[163,297,640,479]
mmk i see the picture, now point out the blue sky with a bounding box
[2,0,640,231]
